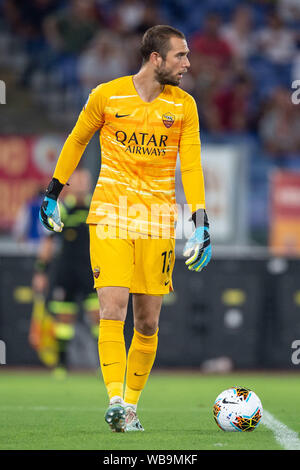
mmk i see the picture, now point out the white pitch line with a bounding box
[263,410,300,450]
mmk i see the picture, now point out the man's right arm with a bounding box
[40,86,106,232]
[53,85,106,184]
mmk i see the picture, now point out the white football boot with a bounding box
[104,396,126,432]
[125,405,144,432]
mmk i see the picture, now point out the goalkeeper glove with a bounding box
[39,178,64,232]
[183,209,211,272]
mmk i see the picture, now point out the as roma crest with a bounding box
[162,113,175,128]
[93,266,100,279]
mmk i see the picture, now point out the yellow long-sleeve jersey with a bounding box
[53,75,205,238]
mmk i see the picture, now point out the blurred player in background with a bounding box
[39,25,211,431]
[13,185,46,246]
[32,168,99,377]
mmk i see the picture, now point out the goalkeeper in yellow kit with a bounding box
[39,25,211,432]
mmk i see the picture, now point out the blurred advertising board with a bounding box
[0,136,249,243]
[0,135,64,231]
[270,170,300,255]
[175,143,249,247]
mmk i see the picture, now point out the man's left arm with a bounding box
[179,95,211,272]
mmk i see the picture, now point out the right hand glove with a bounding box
[39,178,64,232]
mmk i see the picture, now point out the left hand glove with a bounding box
[183,209,211,272]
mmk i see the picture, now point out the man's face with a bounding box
[154,36,190,86]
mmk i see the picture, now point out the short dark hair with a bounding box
[140,25,186,62]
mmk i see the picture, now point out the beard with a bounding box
[154,63,181,86]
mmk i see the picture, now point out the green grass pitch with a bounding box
[1,369,300,450]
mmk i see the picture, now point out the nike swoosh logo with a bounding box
[164,280,170,286]
[222,398,237,404]
[103,362,120,367]
[134,372,148,377]
[115,113,130,118]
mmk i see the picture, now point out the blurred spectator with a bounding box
[119,4,163,73]
[259,86,300,161]
[204,73,254,133]
[41,0,105,87]
[77,30,128,91]
[133,3,162,35]
[112,0,146,34]
[3,0,60,41]
[277,0,300,23]
[3,0,62,86]
[111,0,162,35]
[190,13,233,70]
[221,5,255,61]
[188,12,234,127]
[43,0,102,55]
[254,11,296,64]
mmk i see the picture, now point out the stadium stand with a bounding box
[0,0,300,243]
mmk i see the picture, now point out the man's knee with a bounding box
[100,304,127,321]
[133,294,162,336]
[97,287,129,321]
[134,317,159,336]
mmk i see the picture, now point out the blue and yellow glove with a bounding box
[183,209,211,272]
[39,178,64,232]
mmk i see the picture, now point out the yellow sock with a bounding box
[98,319,126,401]
[124,328,158,406]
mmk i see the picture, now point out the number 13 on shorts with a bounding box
[131,238,175,295]
[161,249,173,285]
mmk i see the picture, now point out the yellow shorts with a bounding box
[89,225,175,295]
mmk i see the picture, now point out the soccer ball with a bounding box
[213,387,263,432]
